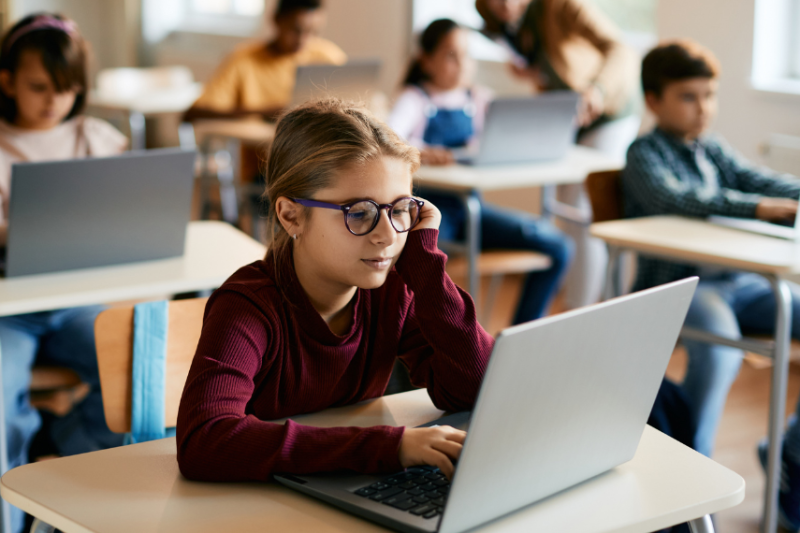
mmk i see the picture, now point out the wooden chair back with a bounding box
[94,298,208,434]
[585,170,624,223]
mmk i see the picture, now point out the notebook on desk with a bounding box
[3,148,196,277]
[275,277,697,533]
[450,91,580,167]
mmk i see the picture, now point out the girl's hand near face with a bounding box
[411,197,441,232]
[420,147,455,166]
[398,426,466,479]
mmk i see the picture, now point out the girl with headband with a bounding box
[0,14,127,532]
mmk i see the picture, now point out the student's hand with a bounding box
[398,426,466,479]
[507,63,544,91]
[577,85,605,127]
[411,197,442,232]
[755,197,799,222]
[420,147,455,166]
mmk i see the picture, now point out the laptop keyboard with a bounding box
[353,466,449,519]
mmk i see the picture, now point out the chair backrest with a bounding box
[96,66,195,100]
[585,170,623,223]
[94,298,207,434]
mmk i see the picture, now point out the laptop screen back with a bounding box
[6,148,195,277]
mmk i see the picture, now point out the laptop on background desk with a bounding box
[5,148,196,277]
[275,277,698,533]
[452,91,580,166]
[708,201,800,240]
[292,59,381,106]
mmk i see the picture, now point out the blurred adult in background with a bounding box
[476,0,640,309]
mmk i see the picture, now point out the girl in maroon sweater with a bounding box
[176,99,494,482]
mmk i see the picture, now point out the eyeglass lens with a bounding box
[345,198,420,235]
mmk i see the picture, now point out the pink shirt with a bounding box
[0,116,128,228]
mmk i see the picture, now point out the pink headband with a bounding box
[4,16,77,52]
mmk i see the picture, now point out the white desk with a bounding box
[0,221,265,317]
[415,146,622,298]
[0,221,264,533]
[591,215,797,533]
[87,84,204,150]
[0,389,743,533]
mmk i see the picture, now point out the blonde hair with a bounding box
[263,98,420,272]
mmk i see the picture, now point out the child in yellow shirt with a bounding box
[185,0,346,121]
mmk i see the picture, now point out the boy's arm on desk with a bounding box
[624,144,761,218]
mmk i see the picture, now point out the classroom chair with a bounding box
[25,300,208,533]
[93,299,206,438]
[445,250,552,331]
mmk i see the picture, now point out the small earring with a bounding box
[293,234,297,240]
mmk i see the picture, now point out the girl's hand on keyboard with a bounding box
[398,426,466,479]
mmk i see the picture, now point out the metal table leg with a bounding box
[688,515,715,533]
[602,245,621,300]
[461,192,482,308]
[0,343,11,533]
[128,111,146,151]
[763,276,792,533]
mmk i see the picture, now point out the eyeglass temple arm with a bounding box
[292,198,346,211]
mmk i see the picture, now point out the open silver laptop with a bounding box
[708,203,800,240]
[275,277,697,533]
[291,59,381,106]
[5,148,195,277]
[452,91,580,166]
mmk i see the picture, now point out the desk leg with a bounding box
[462,193,482,308]
[214,143,239,225]
[0,345,11,533]
[688,515,715,533]
[763,277,792,533]
[602,245,621,300]
[29,519,54,533]
[541,184,555,223]
[128,111,146,151]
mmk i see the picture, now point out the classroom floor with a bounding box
[663,349,800,533]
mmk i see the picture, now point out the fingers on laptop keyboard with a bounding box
[354,467,449,518]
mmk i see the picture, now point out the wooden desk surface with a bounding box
[87,84,203,115]
[414,146,622,192]
[0,389,743,533]
[0,221,265,317]
[192,119,277,146]
[590,216,800,276]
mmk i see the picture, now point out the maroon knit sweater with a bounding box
[176,229,494,482]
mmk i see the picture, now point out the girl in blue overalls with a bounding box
[388,18,573,323]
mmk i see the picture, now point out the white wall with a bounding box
[657,0,800,163]
[322,0,411,94]
[10,0,138,73]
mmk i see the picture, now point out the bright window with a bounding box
[792,0,800,77]
[752,0,800,93]
[191,0,264,16]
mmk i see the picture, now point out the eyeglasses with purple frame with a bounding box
[291,197,425,236]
